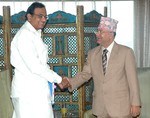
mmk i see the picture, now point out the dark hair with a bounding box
[25,2,45,20]
[114,32,116,38]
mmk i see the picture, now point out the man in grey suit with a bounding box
[62,17,141,118]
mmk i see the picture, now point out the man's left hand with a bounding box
[130,105,141,117]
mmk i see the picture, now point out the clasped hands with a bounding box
[58,77,71,90]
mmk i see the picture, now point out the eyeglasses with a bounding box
[94,30,113,34]
[33,14,49,20]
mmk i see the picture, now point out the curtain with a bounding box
[134,0,150,67]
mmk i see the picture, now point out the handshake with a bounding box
[58,77,71,90]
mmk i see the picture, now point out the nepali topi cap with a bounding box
[98,17,118,32]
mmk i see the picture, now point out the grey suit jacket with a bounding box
[69,42,141,116]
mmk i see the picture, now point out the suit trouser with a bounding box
[97,115,132,118]
[97,107,132,118]
[12,97,54,118]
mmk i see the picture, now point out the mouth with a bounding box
[40,22,46,27]
[41,22,46,25]
[97,37,101,40]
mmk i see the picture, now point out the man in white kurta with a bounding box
[10,2,62,118]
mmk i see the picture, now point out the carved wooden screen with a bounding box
[43,11,81,117]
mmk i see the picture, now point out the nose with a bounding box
[41,17,47,23]
[95,31,100,37]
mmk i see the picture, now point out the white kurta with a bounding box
[10,21,62,118]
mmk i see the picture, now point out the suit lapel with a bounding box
[105,42,119,79]
[94,46,105,80]
[93,43,119,81]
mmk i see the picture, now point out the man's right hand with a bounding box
[58,77,71,89]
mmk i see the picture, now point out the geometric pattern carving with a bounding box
[85,79,94,110]
[11,27,20,35]
[70,65,78,77]
[53,103,79,112]
[0,28,3,35]
[72,89,79,102]
[0,38,4,56]
[84,36,92,55]
[53,104,61,111]
[43,26,76,34]
[54,94,70,102]
[66,104,79,111]
[84,26,98,33]
[85,80,93,102]
[43,36,53,55]
[84,35,97,55]
[0,25,4,71]
[68,35,77,54]
[62,57,78,64]
[47,57,60,64]
[0,59,5,71]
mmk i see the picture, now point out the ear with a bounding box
[109,33,114,40]
[27,14,32,21]
[110,32,114,37]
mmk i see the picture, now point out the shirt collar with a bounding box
[102,41,114,53]
[25,21,42,36]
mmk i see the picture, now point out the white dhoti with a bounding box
[12,97,54,118]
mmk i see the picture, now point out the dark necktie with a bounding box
[102,49,108,75]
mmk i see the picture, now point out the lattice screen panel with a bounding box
[43,23,80,117]
[84,23,100,111]
[0,37,4,56]
[0,25,5,71]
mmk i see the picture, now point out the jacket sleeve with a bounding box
[125,48,141,106]
[69,50,93,91]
